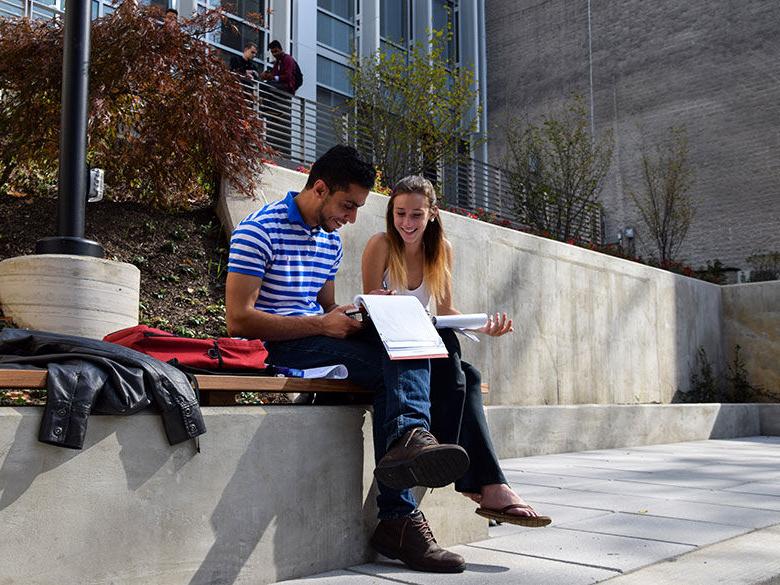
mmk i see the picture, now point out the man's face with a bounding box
[270,47,283,61]
[244,46,258,60]
[315,182,369,233]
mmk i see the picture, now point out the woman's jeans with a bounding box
[430,328,507,493]
[266,327,429,519]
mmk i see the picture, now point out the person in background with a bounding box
[230,42,259,82]
[361,174,553,528]
[164,7,178,27]
[261,40,299,95]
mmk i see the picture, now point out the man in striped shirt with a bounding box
[225,146,468,573]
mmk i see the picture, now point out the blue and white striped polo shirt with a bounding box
[228,191,343,316]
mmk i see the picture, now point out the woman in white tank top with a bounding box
[361,175,551,528]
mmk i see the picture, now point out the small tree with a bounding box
[503,95,613,241]
[746,250,780,282]
[0,2,267,209]
[630,127,695,265]
[342,29,480,186]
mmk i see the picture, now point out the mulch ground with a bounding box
[0,193,229,336]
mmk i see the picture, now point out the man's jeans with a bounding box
[266,328,431,519]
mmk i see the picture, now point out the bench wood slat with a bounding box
[0,369,486,400]
[195,374,368,393]
[0,370,47,388]
[0,369,368,394]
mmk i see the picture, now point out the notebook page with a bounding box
[353,294,441,345]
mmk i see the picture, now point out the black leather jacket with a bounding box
[0,328,205,449]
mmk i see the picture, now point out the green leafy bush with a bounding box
[343,27,480,186]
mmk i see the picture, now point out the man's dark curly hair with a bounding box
[304,145,376,192]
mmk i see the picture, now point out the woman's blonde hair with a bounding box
[385,175,450,304]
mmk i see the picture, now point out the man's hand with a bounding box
[320,305,364,338]
[260,70,272,81]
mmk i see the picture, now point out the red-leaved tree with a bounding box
[0,2,267,209]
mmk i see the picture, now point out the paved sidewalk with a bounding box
[277,436,780,584]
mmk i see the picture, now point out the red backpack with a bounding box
[104,325,268,372]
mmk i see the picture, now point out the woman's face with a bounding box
[392,192,434,245]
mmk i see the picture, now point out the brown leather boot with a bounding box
[374,427,469,490]
[370,511,466,573]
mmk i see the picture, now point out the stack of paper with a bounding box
[353,295,448,360]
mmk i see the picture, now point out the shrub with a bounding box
[503,95,613,242]
[726,345,761,403]
[0,2,268,210]
[746,251,780,282]
[695,259,728,285]
[343,27,480,187]
[681,346,722,402]
[630,127,695,265]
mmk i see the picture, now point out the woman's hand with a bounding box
[478,312,513,337]
[366,288,395,296]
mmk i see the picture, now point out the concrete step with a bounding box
[485,403,779,459]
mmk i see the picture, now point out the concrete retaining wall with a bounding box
[220,167,728,407]
[486,403,774,460]
[722,281,780,395]
[0,407,485,585]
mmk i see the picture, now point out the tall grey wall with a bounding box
[220,166,728,407]
[486,0,780,270]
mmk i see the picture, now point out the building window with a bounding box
[316,0,357,98]
[317,10,354,55]
[432,0,458,66]
[379,0,411,61]
[317,0,354,21]
[197,0,270,66]
[317,55,351,95]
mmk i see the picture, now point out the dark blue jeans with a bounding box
[266,328,430,519]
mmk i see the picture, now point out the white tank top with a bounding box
[383,269,431,310]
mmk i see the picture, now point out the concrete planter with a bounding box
[0,254,140,339]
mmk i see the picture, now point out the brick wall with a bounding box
[487,0,780,270]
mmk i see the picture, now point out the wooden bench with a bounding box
[0,369,487,406]
[0,369,369,406]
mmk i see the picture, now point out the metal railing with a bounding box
[245,79,603,245]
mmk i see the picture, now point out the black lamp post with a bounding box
[35,0,104,258]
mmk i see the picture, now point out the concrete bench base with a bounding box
[0,406,486,585]
[2,402,778,584]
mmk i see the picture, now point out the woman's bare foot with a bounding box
[477,483,539,518]
[461,492,482,504]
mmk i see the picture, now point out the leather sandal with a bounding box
[475,503,552,527]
